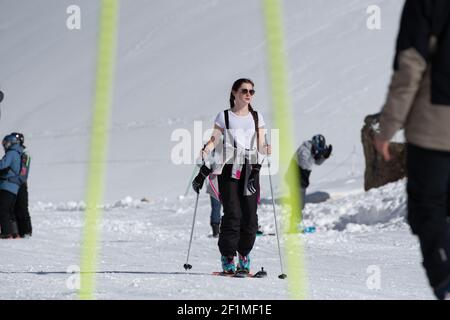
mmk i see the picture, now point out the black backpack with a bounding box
[8,151,31,186]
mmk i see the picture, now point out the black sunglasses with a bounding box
[240,88,255,96]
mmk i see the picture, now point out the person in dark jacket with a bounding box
[10,132,32,238]
[374,0,450,300]
[0,134,24,238]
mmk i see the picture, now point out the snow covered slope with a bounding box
[1,0,435,300]
[1,0,404,202]
[1,180,433,299]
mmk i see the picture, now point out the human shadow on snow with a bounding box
[259,191,330,206]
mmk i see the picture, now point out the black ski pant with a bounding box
[287,160,307,212]
[14,184,32,237]
[218,163,258,257]
[0,190,17,237]
[407,144,450,291]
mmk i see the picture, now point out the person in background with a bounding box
[287,134,332,210]
[210,195,221,238]
[374,0,450,300]
[11,132,32,238]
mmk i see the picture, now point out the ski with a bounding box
[256,231,276,237]
[300,226,316,234]
[212,268,267,278]
[212,271,251,277]
[256,228,316,236]
[252,268,268,278]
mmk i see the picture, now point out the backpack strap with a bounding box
[224,110,230,130]
[251,110,259,150]
[223,110,229,163]
[431,3,450,42]
[224,110,237,149]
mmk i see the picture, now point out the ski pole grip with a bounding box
[264,133,271,154]
[201,143,207,162]
[264,133,271,167]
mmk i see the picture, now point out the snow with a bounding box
[0,0,436,299]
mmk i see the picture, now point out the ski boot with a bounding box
[221,255,236,274]
[256,225,263,236]
[237,254,251,274]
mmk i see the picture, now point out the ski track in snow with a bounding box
[0,180,434,299]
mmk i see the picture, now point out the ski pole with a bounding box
[183,190,200,270]
[265,134,287,279]
[183,145,210,269]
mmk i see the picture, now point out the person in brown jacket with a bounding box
[374,0,450,300]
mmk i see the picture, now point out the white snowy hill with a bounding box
[0,0,434,299]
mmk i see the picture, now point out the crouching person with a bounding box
[287,134,332,210]
[0,134,25,239]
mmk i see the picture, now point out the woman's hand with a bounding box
[199,145,210,161]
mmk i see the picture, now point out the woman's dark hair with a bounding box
[229,78,255,110]
[229,78,259,146]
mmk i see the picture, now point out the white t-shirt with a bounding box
[214,109,265,150]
